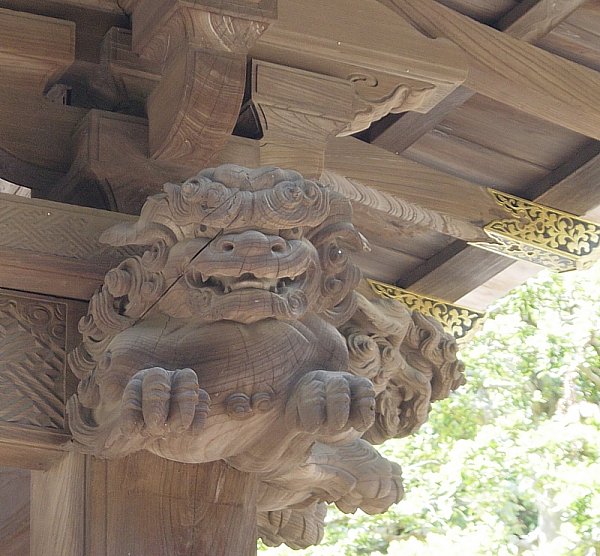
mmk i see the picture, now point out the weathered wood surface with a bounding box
[496,0,588,43]
[0,193,136,299]
[370,0,586,154]
[133,0,275,167]
[536,2,600,72]
[0,7,75,92]
[0,467,29,556]
[325,137,505,230]
[31,453,259,556]
[0,288,84,469]
[380,0,600,140]
[436,0,518,23]
[253,0,468,115]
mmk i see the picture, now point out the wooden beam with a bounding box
[378,0,600,141]
[0,7,75,93]
[325,137,506,231]
[253,0,468,116]
[370,0,580,153]
[0,193,135,299]
[403,147,600,307]
[496,0,588,43]
[370,85,474,154]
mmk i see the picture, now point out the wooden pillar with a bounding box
[0,467,30,556]
[31,452,258,556]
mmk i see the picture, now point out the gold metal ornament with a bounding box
[472,189,600,272]
[366,279,485,341]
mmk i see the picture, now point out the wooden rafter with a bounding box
[496,0,588,43]
[374,0,599,146]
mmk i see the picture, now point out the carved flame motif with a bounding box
[66,165,465,549]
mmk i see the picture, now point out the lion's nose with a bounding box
[214,231,289,256]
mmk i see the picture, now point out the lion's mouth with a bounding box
[188,271,304,295]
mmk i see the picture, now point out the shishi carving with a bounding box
[67,165,465,549]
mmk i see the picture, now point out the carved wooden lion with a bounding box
[67,165,464,549]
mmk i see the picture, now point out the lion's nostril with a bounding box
[221,241,235,252]
[271,243,285,253]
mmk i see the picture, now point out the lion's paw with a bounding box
[120,367,210,437]
[286,370,375,435]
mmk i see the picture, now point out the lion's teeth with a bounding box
[224,285,232,294]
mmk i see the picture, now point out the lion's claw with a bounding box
[286,371,375,435]
[120,367,210,437]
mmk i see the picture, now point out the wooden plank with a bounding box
[379,0,600,140]
[404,128,549,192]
[536,4,600,72]
[0,7,75,91]
[436,0,518,23]
[30,453,85,555]
[496,0,588,43]
[0,424,69,470]
[399,245,516,302]
[370,0,576,154]
[0,467,30,556]
[434,94,590,172]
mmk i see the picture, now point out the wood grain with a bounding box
[496,0,588,43]
[86,455,259,556]
[0,7,75,92]
[380,0,600,140]
[252,0,468,114]
[402,147,600,306]
[325,137,505,228]
[0,467,30,556]
[30,453,85,556]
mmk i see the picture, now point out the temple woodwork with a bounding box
[1,0,600,553]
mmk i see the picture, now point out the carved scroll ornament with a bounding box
[67,165,465,549]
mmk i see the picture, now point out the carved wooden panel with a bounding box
[0,291,68,429]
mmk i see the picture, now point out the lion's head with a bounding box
[70,165,366,403]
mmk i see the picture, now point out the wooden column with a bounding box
[31,452,258,556]
[0,467,29,556]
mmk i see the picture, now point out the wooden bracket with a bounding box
[125,0,276,166]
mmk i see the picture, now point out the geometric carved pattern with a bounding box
[0,291,67,429]
[367,279,485,341]
[473,189,600,272]
[0,196,138,266]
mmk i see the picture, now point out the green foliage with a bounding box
[260,266,600,556]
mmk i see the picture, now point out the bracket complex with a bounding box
[367,279,485,341]
[473,189,600,272]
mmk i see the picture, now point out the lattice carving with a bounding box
[0,292,67,428]
[0,198,139,265]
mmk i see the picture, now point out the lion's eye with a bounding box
[280,227,302,240]
[195,224,219,237]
